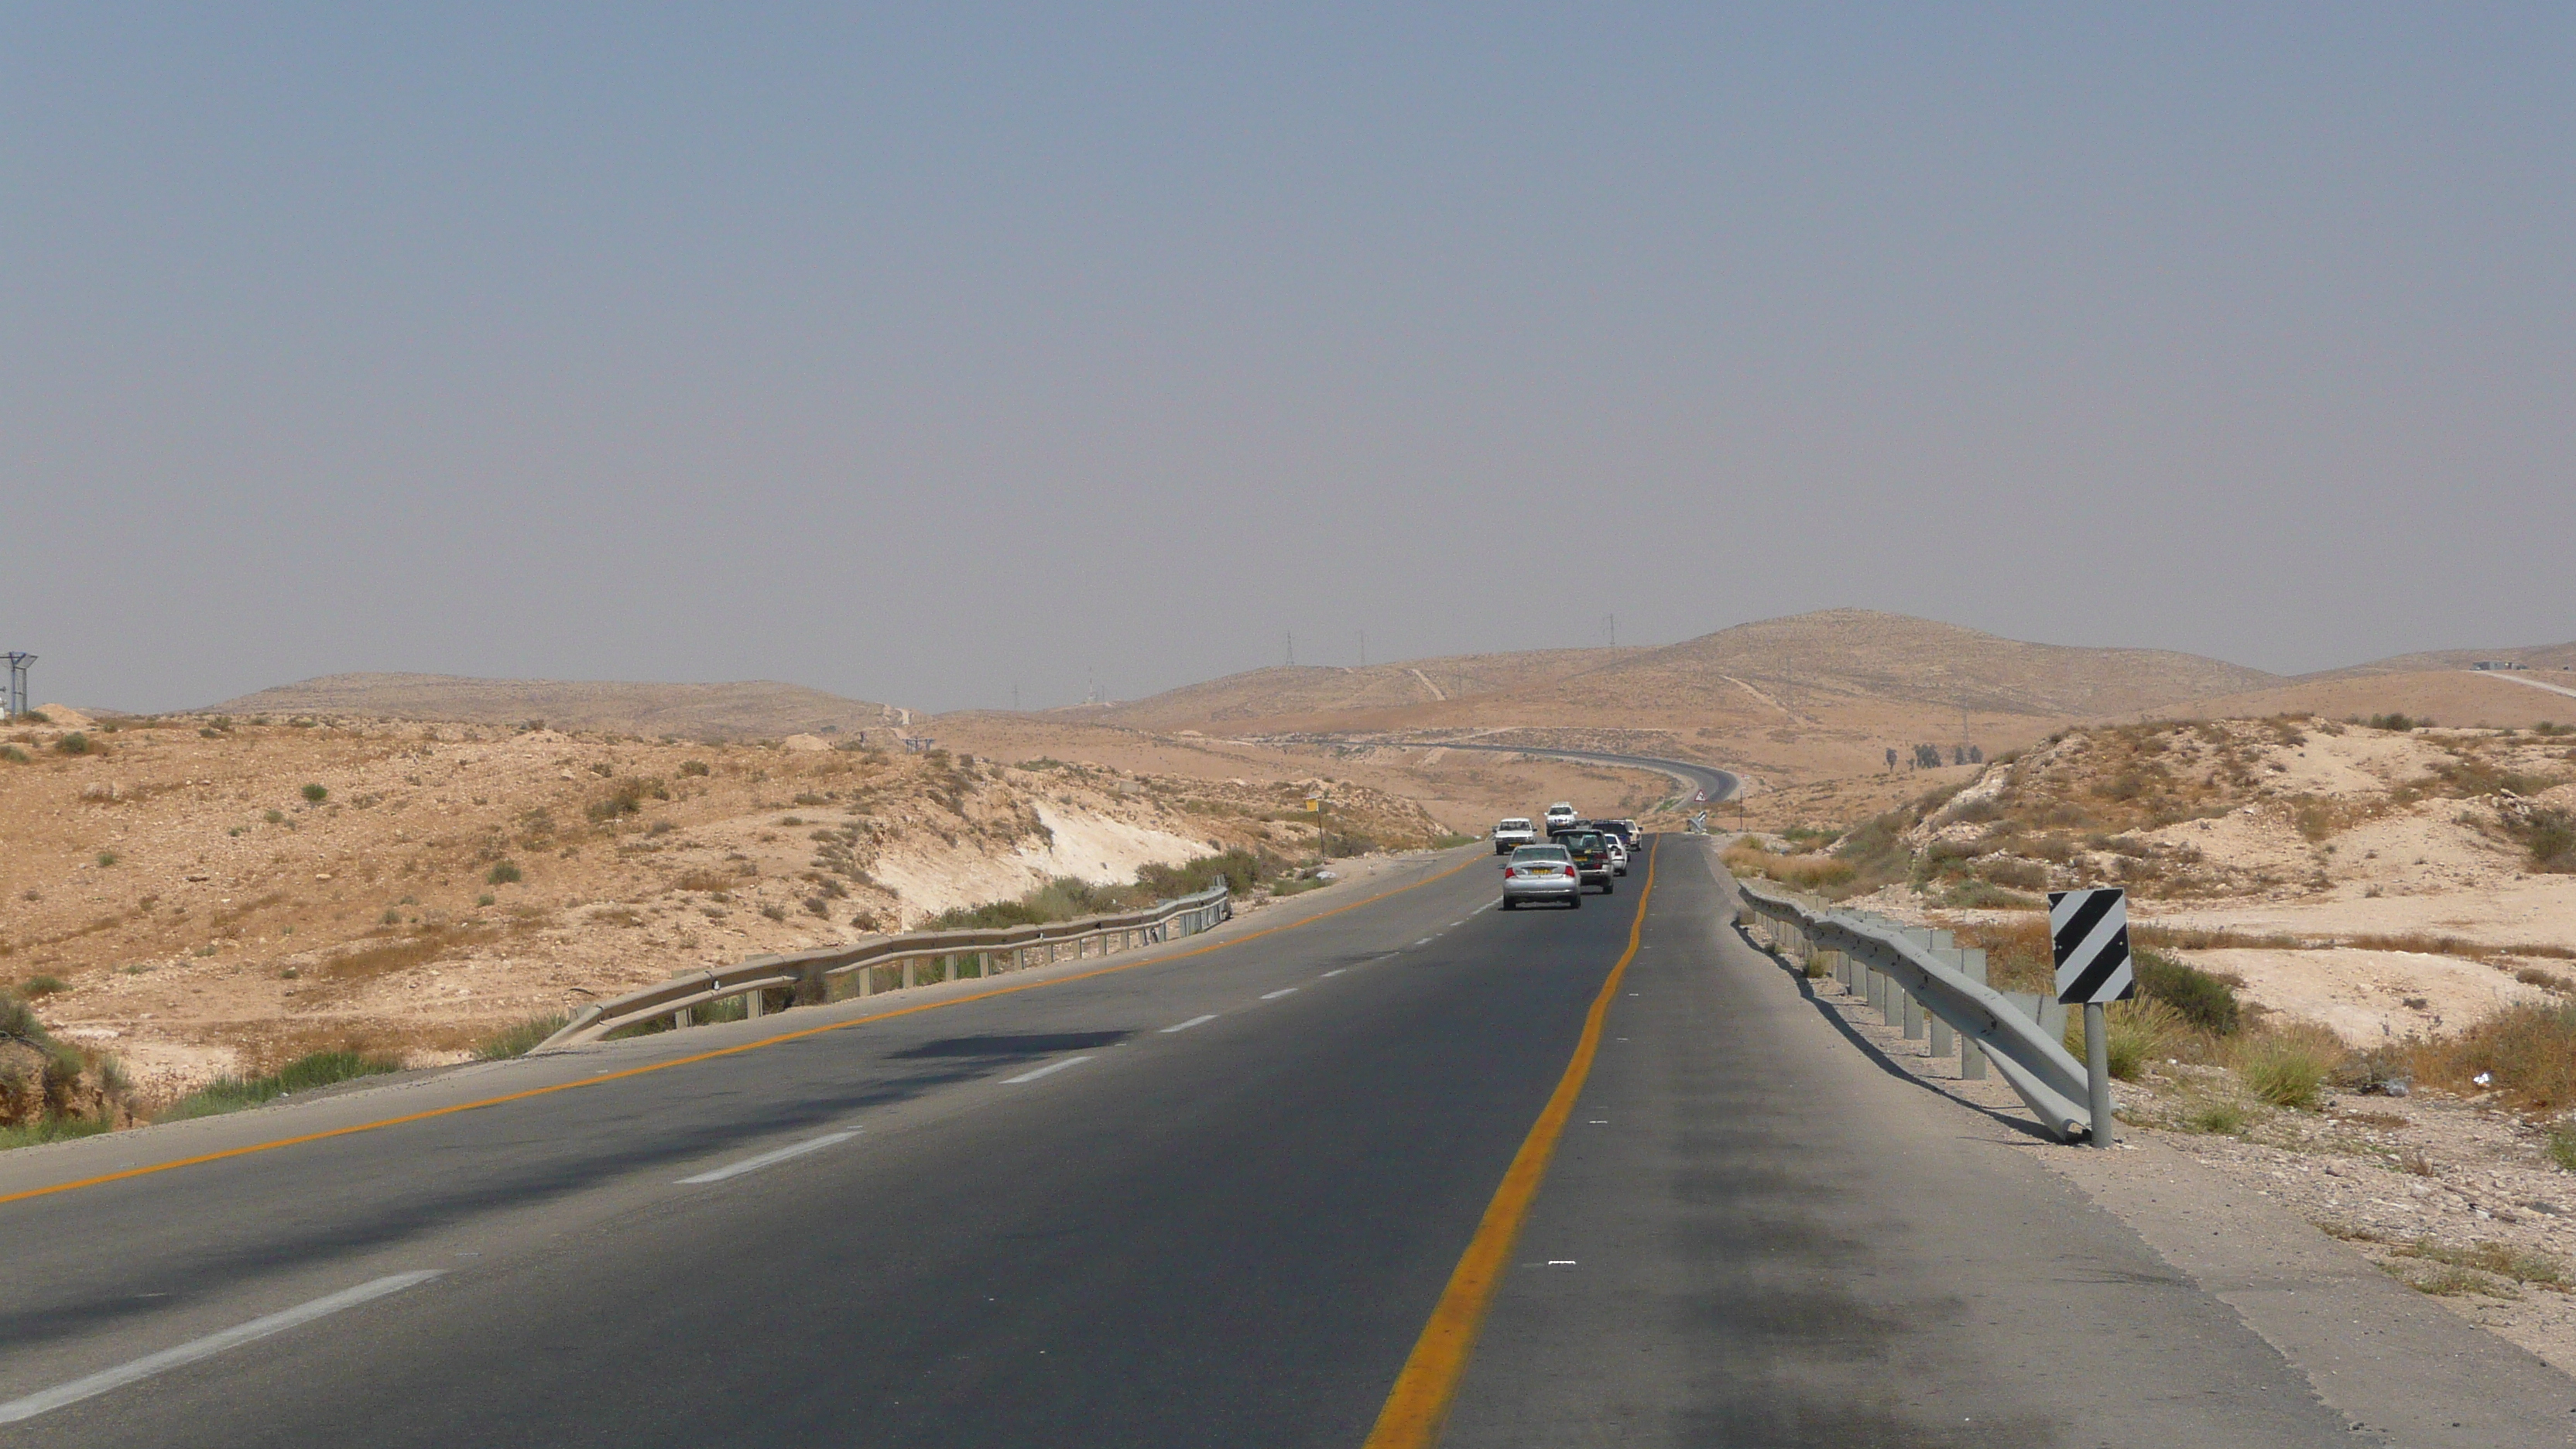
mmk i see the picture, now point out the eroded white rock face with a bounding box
[865,803,1215,927]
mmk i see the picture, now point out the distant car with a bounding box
[1602,835,1629,876]
[1591,819,1636,851]
[1561,831,1614,892]
[1499,844,1581,909]
[1492,817,1538,855]
[1543,802,1578,834]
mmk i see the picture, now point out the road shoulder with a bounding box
[1691,837,2576,1446]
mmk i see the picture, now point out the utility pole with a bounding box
[1012,683,1020,713]
[1358,629,1366,667]
[2,653,32,720]
[1286,632,1295,668]
[1608,614,1617,649]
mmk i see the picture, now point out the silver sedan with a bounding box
[1499,844,1582,909]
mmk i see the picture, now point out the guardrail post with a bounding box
[1902,982,1926,1041]
[1960,948,1988,1078]
[745,987,763,1019]
[674,1006,693,1029]
[1925,946,1957,1058]
[901,957,916,990]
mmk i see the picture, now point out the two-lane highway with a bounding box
[0,839,2436,1444]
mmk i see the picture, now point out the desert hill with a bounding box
[2302,642,2576,680]
[1077,610,2283,740]
[1081,649,1632,731]
[2125,669,2576,731]
[205,673,909,742]
[1559,609,2285,719]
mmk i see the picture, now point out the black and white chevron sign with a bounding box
[2050,888,2136,1005]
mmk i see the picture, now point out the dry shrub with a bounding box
[672,869,735,893]
[2406,999,2576,1111]
[1947,916,2054,992]
[319,925,488,983]
[2227,1022,2346,1110]
[1720,841,1856,891]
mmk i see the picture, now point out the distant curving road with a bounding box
[1416,740,1738,807]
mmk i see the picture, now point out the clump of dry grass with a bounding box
[2061,996,2192,1081]
[2405,999,2576,1111]
[2225,1022,2347,1110]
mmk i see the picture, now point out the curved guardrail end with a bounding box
[535,1002,605,1053]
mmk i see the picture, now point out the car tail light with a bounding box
[1503,867,1517,878]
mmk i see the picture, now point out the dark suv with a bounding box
[1561,831,1614,892]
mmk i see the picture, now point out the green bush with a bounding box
[2179,1097,2251,1135]
[680,759,711,777]
[0,745,26,764]
[19,975,68,998]
[301,783,328,803]
[486,861,522,886]
[2547,1121,2576,1174]
[156,1050,404,1122]
[2135,949,2242,1034]
[54,732,93,755]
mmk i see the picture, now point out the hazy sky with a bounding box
[8,5,2571,714]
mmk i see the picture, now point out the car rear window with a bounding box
[1512,845,1569,861]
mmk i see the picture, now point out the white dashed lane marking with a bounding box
[1160,1014,1218,1034]
[1002,1055,1094,1084]
[1259,988,1298,1000]
[0,1273,445,1424]
[679,1132,858,1184]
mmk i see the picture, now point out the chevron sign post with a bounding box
[2050,888,2134,1148]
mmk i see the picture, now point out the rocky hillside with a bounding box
[1893,716,2576,906]
[1,713,1447,1101]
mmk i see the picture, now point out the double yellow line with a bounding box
[1363,838,1659,1449]
[1,855,1484,1209]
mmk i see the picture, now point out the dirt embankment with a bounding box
[0,714,1447,1101]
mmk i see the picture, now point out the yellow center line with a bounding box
[2,855,1485,1209]
[1362,838,1659,1449]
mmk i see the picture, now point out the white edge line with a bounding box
[677,1130,858,1184]
[1413,938,1435,947]
[1321,968,1347,978]
[1259,987,1298,1000]
[1002,1054,1093,1084]
[0,1272,444,1424]
[1160,1013,1218,1033]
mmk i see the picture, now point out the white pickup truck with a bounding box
[1491,817,1538,854]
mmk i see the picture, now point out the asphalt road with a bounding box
[1420,742,1738,807]
[0,840,2408,1445]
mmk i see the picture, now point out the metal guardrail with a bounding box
[537,884,1234,1050]
[1733,876,2098,1142]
